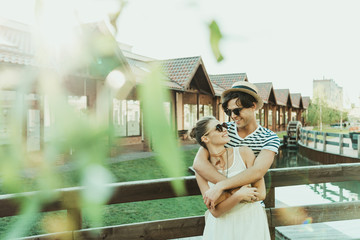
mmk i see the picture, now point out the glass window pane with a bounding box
[163,102,171,123]
[203,104,213,117]
[27,109,40,151]
[127,100,140,136]
[190,104,197,129]
[68,96,87,114]
[184,104,190,130]
[184,104,198,130]
[199,105,204,118]
[0,90,16,145]
[113,99,127,137]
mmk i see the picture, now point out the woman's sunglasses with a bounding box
[203,122,228,136]
[225,107,244,117]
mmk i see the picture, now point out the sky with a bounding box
[1,0,360,108]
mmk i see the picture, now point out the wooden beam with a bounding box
[265,163,360,187]
[21,216,205,240]
[3,164,360,218]
[270,201,360,227]
[19,201,360,240]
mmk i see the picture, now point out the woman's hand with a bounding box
[233,185,259,202]
[204,183,224,209]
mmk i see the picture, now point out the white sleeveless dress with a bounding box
[203,147,271,240]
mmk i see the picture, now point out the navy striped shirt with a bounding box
[224,122,280,156]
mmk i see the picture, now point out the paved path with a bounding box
[108,144,199,163]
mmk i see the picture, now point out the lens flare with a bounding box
[303,217,313,224]
[106,70,126,90]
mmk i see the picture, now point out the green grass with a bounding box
[276,131,287,139]
[0,147,205,237]
[312,126,349,134]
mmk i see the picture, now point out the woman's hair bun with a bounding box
[189,127,197,139]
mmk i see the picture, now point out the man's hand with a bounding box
[203,183,224,209]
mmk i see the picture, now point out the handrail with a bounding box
[2,164,360,218]
[300,128,360,158]
[20,201,360,240]
[1,163,360,239]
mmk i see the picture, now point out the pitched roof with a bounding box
[126,57,182,91]
[254,82,275,104]
[156,56,200,86]
[0,18,35,65]
[211,82,226,96]
[274,89,290,106]
[302,96,311,109]
[290,93,302,108]
[209,73,248,90]
[156,56,214,95]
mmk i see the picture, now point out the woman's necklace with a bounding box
[210,148,229,178]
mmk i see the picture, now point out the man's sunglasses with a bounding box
[203,122,228,136]
[225,107,244,117]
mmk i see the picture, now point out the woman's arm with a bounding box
[239,146,266,200]
[204,149,274,208]
[196,172,258,218]
[209,185,259,218]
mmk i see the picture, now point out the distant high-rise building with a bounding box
[313,79,343,109]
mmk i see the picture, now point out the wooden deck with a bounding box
[275,186,360,239]
[276,223,355,240]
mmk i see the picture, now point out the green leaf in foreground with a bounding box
[138,65,186,195]
[209,20,224,62]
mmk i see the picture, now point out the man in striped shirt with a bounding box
[193,81,280,209]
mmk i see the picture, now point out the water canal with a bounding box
[273,147,360,239]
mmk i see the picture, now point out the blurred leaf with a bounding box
[109,0,127,34]
[81,164,114,204]
[3,198,41,239]
[81,164,114,227]
[209,20,224,62]
[138,66,186,195]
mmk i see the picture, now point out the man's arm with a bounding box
[203,149,275,209]
[192,146,226,184]
[195,172,258,218]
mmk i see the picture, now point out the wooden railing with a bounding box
[0,163,359,239]
[300,129,360,158]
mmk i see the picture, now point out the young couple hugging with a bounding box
[191,81,280,240]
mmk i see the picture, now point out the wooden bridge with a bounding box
[1,163,360,240]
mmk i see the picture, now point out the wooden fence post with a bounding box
[68,207,82,231]
[339,134,343,155]
[322,183,327,198]
[306,131,309,146]
[264,187,275,240]
[323,132,327,152]
[358,135,360,158]
[314,132,318,149]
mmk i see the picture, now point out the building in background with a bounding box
[0,17,310,152]
[313,78,343,109]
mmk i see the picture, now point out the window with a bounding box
[163,102,171,123]
[113,99,140,136]
[127,100,140,136]
[184,104,213,130]
[27,109,40,151]
[0,91,15,144]
[184,104,197,130]
[68,96,87,113]
[200,104,213,118]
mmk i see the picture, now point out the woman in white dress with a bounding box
[190,116,270,240]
